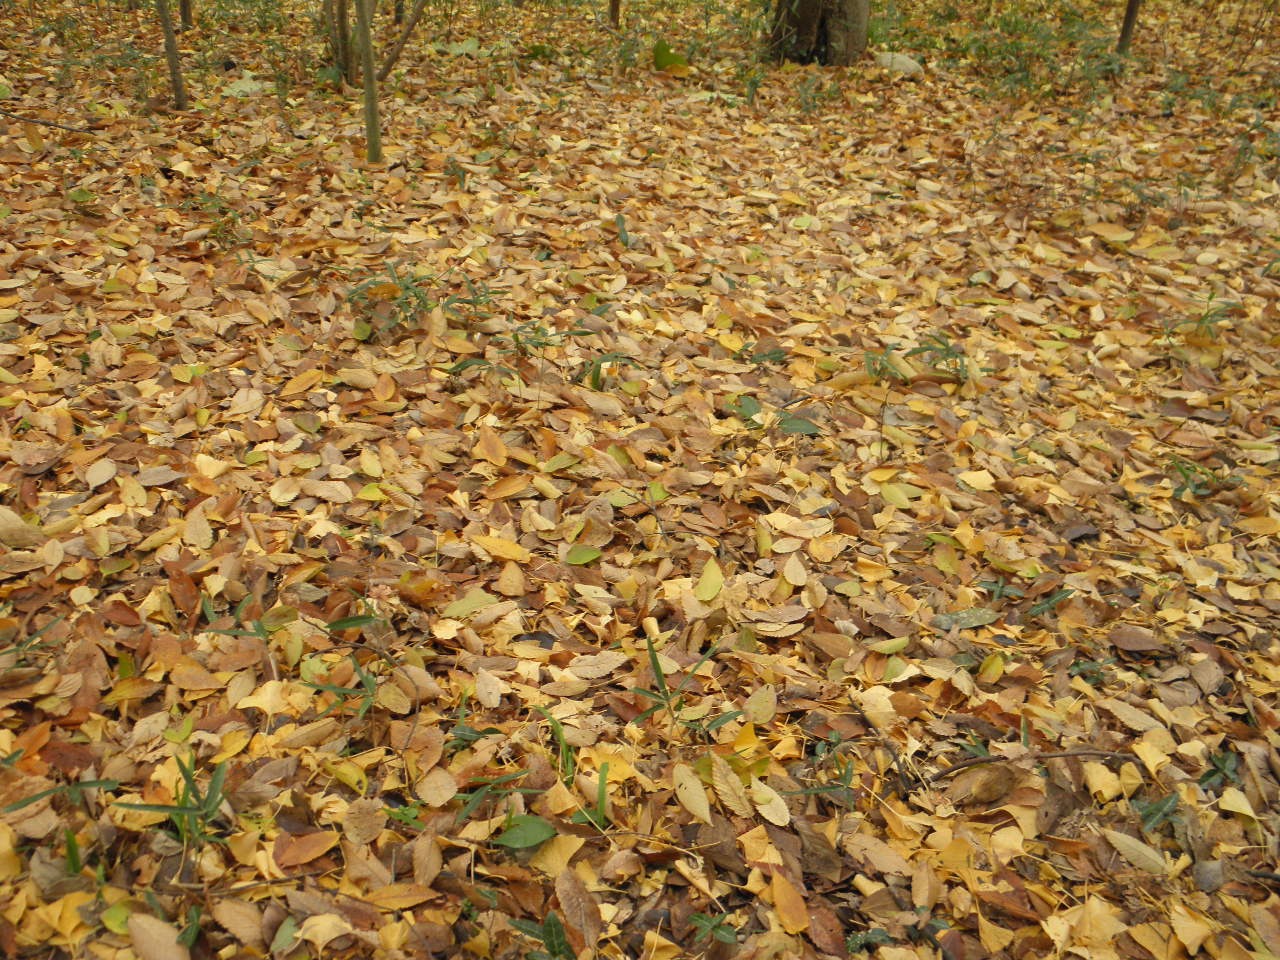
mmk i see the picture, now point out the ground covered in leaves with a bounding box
[1,0,1279,957]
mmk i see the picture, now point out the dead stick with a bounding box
[0,107,91,133]
[927,749,1131,783]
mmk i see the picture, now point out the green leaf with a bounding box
[541,912,573,959]
[652,39,688,71]
[67,188,95,204]
[269,916,299,954]
[930,607,1000,631]
[727,395,761,421]
[325,614,380,632]
[779,414,821,435]
[493,814,556,849]
[565,545,601,565]
[101,902,131,935]
[442,589,499,618]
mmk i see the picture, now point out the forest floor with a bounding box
[0,0,1278,957]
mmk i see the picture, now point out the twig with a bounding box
[0,107,92,133]
[927,749,1131,783]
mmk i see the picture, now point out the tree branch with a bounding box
[0,107,91,133]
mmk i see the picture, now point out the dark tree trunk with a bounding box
[1116,0,1141,53]
[154,0,188,110]
[769,0,868,66]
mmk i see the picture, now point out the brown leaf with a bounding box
[555,868,602,954]
[128,914,190,960]
[274,831,340,868]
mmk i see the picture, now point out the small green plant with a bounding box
[302,653,380,719]
[1166,456,1242,500]
[569,762,610,829]
[385,799,429,831]
[2,771,120,814]
[496,318,594,360]
[117,753,230,849]
[348,263,494,341]
[977,577,1025,602]
[455,318,597,386]
[1199,749,1241,792]
[733,341,787,365]
[0,614,66,670]
[576,351,640,389]
[791,733,859,809]
[535,707,576,784]
[455,770,539,824]
[182,191,249,249]
[1068,657,1114,687]
[864,343,908,383]
[1133,792,1180,833]
[795,72,840,114]
[736,62,766,106]
[847,929,894,953]
[207,0,285,31]
[1028,587,1075,617]
[906,333,969,381]
[510,911,574,960]
[690,911,738,944]
[629,637,721,732]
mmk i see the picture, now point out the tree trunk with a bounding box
[608,0,621,27]
[1116,0,1141,54]
[154,0,188,110]
[377,0,430,81]
[323,0,356,83]
[355,0,382,162]
[769,0,868,65]
[178,0,193,29]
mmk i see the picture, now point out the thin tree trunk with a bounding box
[178,0,192,29]
[154,0,188,110]
[377,0,430,81]
[335,0,354,82]
[1116,0,1142,54]
[355,0,382,162]
[608,0,621,27]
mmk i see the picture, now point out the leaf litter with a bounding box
[0,0,1278,957]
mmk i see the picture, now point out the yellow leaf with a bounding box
[743,685,777,724]
[770,872,809,933]
[781,552,808,587]
[280,368,325,397]
[470,534,532,563]
[673,763,712,824]
[692,557,724,602]
[957,469,995,491]
[473,425,507,466]
[710,754,753,819]
[749,778,790,826]
[1218,786,1257,822]
[1090,222,1134,243]
[365,884,437,910]
[298,914,355,949]
[1102,829,1168,875]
